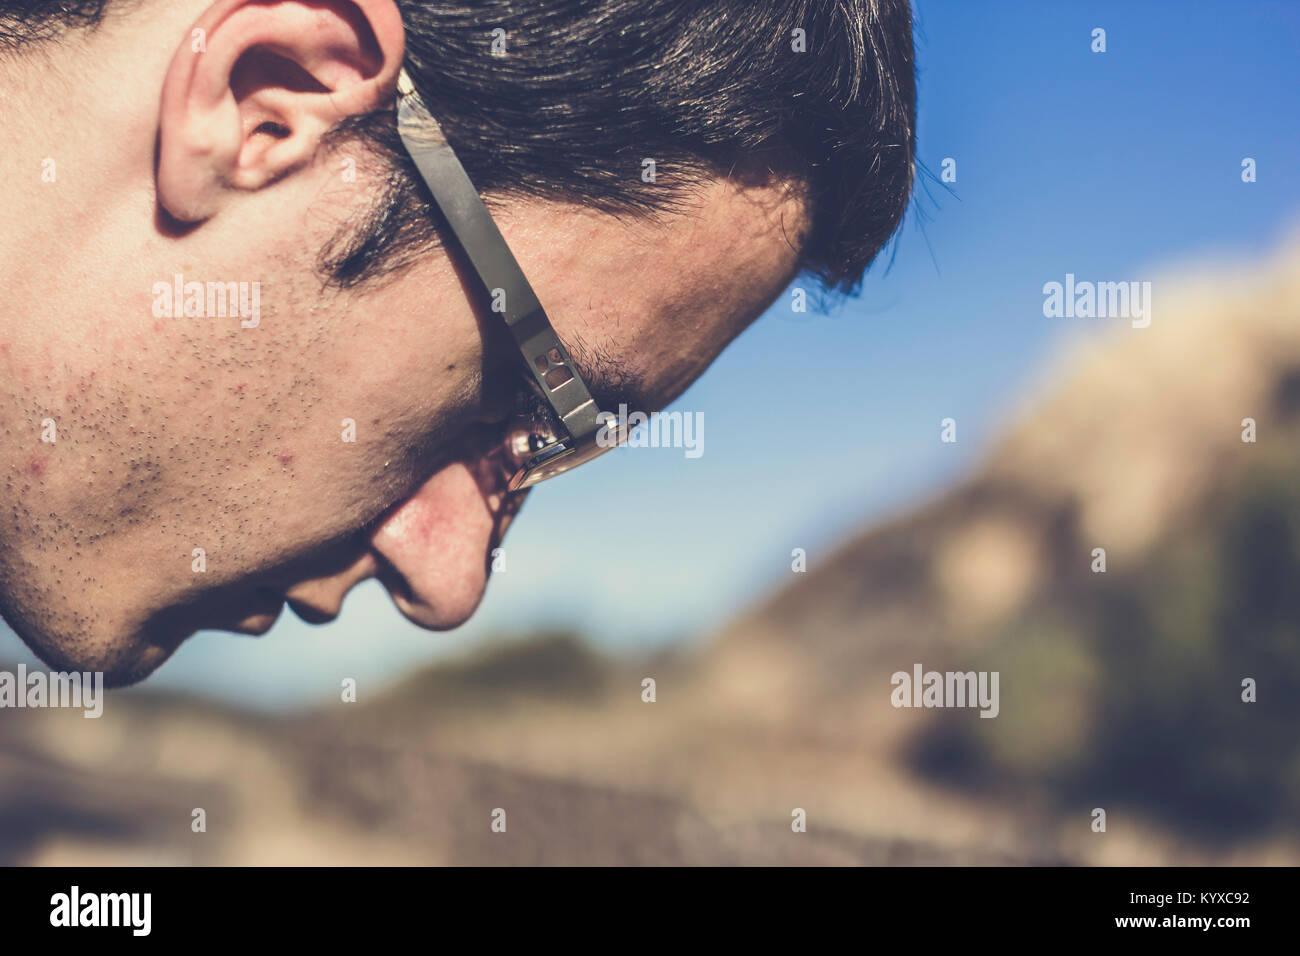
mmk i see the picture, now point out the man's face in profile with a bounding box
[0,0,914,684]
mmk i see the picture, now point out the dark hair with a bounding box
[0,1,143,44]
[4,0,916,294]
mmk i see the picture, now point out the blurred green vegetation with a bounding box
[915,438,1300,837]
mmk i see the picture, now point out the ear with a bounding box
[158,0,404,223]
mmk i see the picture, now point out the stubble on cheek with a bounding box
[0,279,325,667]
[0,250,483,677]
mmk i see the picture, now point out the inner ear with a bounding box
[230,47,333,165]
[252,120,293,140]
[232,46,332,107]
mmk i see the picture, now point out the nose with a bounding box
[368,454,523,630]
[283,455,523,631]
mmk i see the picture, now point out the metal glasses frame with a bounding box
[394,68,617,491]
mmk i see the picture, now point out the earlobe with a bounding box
[156,0,405,223]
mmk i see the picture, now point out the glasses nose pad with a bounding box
[464,428,533,519]
[503,425,535,467]
[473,421,531,500]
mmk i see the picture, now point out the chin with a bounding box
[5,612,187,688]
[99,641,185,687]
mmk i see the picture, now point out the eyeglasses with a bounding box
[394,69,626,492]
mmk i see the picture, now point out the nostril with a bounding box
[371,548,413,605]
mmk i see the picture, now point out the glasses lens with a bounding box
[501,413,557,472]
[498,409,627,491]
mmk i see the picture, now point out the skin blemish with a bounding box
[27,454,48,478]
[276,452,295,467]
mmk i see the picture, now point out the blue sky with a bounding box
[3,0,1297,708]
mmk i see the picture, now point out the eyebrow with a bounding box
[564,335,653,417]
